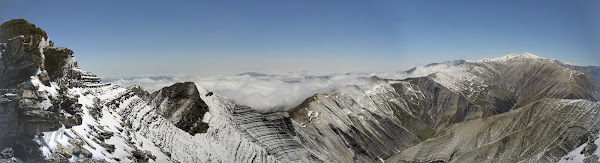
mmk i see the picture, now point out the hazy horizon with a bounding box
[1,0,599,77]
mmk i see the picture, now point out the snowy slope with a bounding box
[32,51,600,163]
[38,67,318,162]
[36,84,174,162]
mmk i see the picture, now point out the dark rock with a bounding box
[149,82,210,134]
[20,110,62,135]
[206,92,213,96]
[99,131,114,140]
[0,19,47,43]
[59,113,82,128]
[131,149,149,162]
[145,150,156,160]
[72,147,92,158]
[37,71,51,86]
[100,142,115,153]
[128,85,150,100]
[0,35,45,88]
[48,144,74,162]
[583,143,599,157]
[88,98,103,120]
[43,47,74,81]
[0,19,51,88]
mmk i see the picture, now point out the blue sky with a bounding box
[1,0,598,76]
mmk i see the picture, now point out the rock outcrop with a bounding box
[148,82,210,135]
[0,31,46,87]
[0,19,83,162]
[0,19,48,43]
[43,47,75,81]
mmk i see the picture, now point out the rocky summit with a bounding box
[1,19,600,163]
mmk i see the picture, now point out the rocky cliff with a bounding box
[0,19,82,162]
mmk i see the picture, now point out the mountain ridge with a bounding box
[1,19,599,163]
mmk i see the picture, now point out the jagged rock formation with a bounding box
[1,19,599,163]
[0,19,83,162]
[0,19,48,43]
[43,47,74,81]
[147,82,209,135]
[0,31,47,87]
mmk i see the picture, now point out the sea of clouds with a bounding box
[103,63,466,112]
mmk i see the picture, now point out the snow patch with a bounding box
[30,71,60,110]
[39,37,50,58]
[407,63,482,92]
[479,52,543,62]
[36,125,71,159]
[559,131,600,162]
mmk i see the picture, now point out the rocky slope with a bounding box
[1,19,599,163]
[387,99,600,162]
[283,54,600,162]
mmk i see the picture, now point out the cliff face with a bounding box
[0,29,46,87]
[0,19,82,162]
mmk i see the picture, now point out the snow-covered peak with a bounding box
[520,52,542,59]
[479,52,544,63]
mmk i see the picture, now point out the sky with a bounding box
[1,0,599,77]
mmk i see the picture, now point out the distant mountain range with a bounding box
[1,19,600,163]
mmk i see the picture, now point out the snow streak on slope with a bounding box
[37,85,173,162]
[387,99,600,162]
[423,65,483,92]
[39,70,318,162]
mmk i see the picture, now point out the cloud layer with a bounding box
[104,63,467,112]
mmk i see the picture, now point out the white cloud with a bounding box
[410,64,468,77]
[102,62,467,112]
